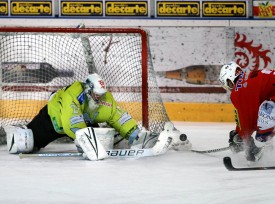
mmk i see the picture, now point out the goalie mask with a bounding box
[85,73,107,102]
[219,61,243,91]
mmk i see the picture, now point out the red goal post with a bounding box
[0,27,169,134]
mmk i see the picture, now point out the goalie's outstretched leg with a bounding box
[4,125,34,154]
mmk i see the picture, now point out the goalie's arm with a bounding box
[94,92,139,144]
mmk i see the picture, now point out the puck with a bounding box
[180,134,187,141]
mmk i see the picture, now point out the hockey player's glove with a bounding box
[228,130,244,153]
[128,127,140,145]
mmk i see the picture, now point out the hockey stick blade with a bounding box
[192,146,229,154]
[223,157,275,171]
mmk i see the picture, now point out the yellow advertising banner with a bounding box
[10,0,53,16]
[0,0,8,15]
[105,1,148,16]
[202,1,247,17]
[60,1,103,16]
[156,1,200,17]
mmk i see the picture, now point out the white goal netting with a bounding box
[0,27,170,144]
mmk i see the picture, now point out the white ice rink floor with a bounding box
[1,122,275,204]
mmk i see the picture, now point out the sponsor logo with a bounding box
[77,92,85,105]
[98,100,112,107]
[235,72,244,91]
[105,1,148,16]
[70,115,85,126]
[52,117,63,133]
[157,1,200,17]
[202,1,246,17]
[61,1,103,16]
[10,1,52,16]
[107,149,145,156]
[98,79,105,88]
[0,1,8,15]
[259,111,275,120]
[253,2,275,18]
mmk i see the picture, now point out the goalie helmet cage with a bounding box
[0,27,170,136]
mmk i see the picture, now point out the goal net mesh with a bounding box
[0,27,169,144]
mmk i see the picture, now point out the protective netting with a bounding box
[0,28,169,144]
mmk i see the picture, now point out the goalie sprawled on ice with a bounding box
[3,73,191,160]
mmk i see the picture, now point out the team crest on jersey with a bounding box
[77,92,85,104]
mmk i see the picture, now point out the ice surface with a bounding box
[0,122,275,204]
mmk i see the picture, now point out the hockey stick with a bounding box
[19,132,173,159]
[191,146,230,154]
[19,147,168,159]
[19,152,82,159]
[223,157,275,171]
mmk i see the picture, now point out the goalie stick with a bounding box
[223,157,275,171]
[19,147,169,159]
[19,132,173,160]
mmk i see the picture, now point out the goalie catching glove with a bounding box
[129,122,192,151]
[163,122,192,151]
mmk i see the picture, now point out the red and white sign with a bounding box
[253,1,275,18]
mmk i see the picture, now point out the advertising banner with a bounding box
[10,0,53,17]
[60,0,103,17]
[0,0,251,18]
[202,1,247,18]
[155,1,200,18]
[253,1,275,18]
[105,0,149,17]
[0,0,8,16]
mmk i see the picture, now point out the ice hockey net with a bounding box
[0,27,169,142]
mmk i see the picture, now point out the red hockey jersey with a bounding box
[231,69,275,139]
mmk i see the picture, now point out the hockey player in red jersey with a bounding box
[219,61,275,162]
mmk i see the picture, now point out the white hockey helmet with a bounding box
[219,61,243,90]
[85,73,107,101]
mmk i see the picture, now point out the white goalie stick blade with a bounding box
[76,127,108,161]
